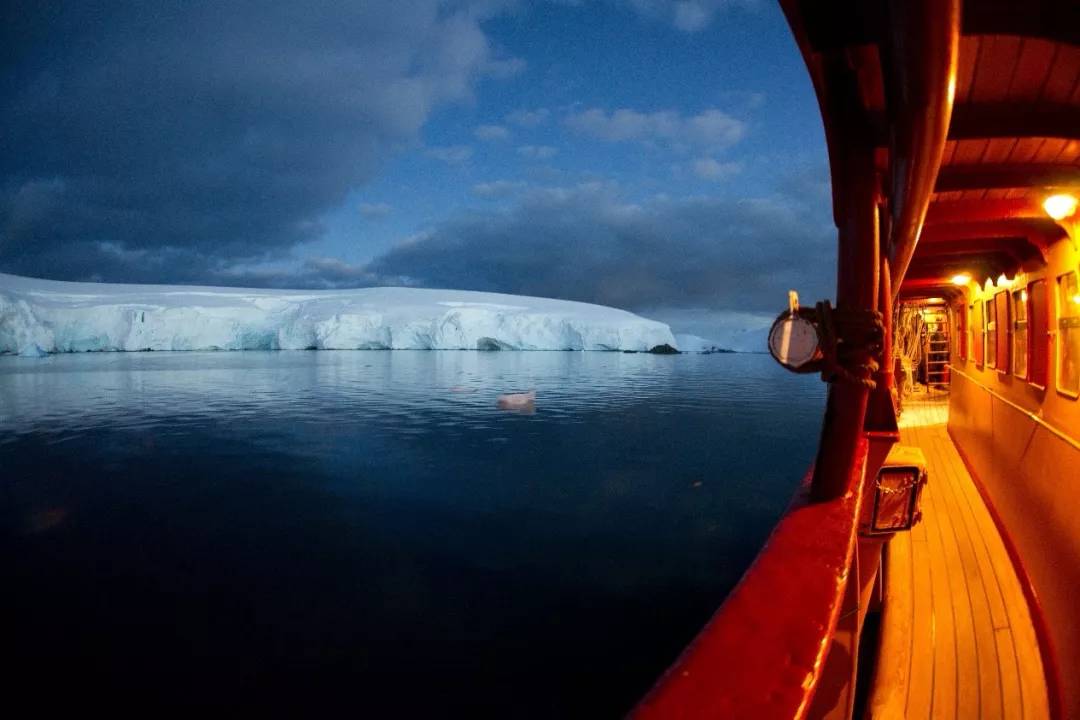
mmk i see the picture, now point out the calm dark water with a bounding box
[1,351,823,716]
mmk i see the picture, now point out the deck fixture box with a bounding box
[861,444,928,536]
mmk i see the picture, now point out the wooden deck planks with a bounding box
[923,425,1003,720]
[868,393,1049,719]
[905,522,935,719]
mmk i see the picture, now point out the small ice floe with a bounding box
[496,389,536,413]
[449,386,477,393]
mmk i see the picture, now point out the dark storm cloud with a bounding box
[0,0,512,280]
[364,179,836,313]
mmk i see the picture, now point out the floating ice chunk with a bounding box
[496,390,536,413]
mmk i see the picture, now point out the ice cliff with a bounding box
[0,273,676,354]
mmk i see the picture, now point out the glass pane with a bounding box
[1059,273,1080,395]
[1014,327,1028,378]
[972,303,983,365]
[1062,326,1080,396]
[1013,289,1027,378]
[1014,289,1027,323]
[986,300,997,368]
[875,469,918,532]
[1031,280,1048,386]
[1061,273,1080,317]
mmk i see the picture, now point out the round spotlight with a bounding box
[1043,193,1078,221]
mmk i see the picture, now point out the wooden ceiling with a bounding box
[786,0,1079,298]
[919,27,1078,294]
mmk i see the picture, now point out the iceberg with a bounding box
[0,273,676,354]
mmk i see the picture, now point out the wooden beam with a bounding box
[799,0,883,51]
[910,248,1025,273]
[906,256,1014,284]
[915,239,1035,266]
[922,218,1062,242]
[949,104,1080,141]
[926,198,1047,224]
[963,0,1080,45]
[935,164,1080,192]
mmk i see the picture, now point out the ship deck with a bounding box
[869,387,1050,719]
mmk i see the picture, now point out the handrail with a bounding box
[948,364,1080,452]
[887,0,961,298]
[632,437,868,720]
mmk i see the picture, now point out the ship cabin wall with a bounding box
[945,224,1080,718]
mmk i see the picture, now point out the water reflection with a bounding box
[1,350,823,716]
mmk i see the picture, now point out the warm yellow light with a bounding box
[997,274,1013,288]
[951,273,971,286]
[1072,293,1080,306]
[924,297,945,304]
[1043,194,1078,221]
[1021,290,1028,302]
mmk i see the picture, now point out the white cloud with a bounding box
[482,56,527,79]
[366,176,836,313]
[0,0,528,280]
[426,145,474,164]
[673,1,710,31]
[692,158,742,181]
[472,180,528,198]
[623,0,751,32]
[506,108,551,127]
[474,124,511,141]
[359,202,393,219]
[564,107,746,150]
[517,145,559,160]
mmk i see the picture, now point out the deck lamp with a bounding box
[1045,193,1080,253]
[863,445,928,536]
[950,273,971,286]
[1043,193,1078,221]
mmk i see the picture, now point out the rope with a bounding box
[814,301,884,389]
[770,297,885,389]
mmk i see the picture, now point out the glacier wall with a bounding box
[0,273,676,354]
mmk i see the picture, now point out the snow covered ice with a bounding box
[0,273,677,355]
[673,333,725,353]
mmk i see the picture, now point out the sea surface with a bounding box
[1,350,824,716]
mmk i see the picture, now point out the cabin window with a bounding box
[1057,271,1080,397]
[972,302,984,366]
[1012,288,1028,379]
[1029,280,1049,388]
[985,298,997,369]
[995,291,1010,374]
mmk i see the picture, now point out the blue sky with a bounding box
[0,0,836,337]
[314,1,826,261]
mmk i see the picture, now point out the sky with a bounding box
[0,0,836,338]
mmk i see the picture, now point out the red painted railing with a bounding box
[632,437,868,720]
